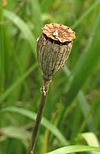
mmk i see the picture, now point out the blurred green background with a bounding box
[0,0,100,154]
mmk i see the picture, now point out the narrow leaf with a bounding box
[46,145,100,154]
[1,106,69,145]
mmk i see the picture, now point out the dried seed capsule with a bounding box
[37,23,76,82]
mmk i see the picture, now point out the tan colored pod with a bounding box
[37,23,76,81]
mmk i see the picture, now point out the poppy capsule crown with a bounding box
[37,23,76,82]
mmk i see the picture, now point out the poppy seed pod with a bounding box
[37,23,76,82]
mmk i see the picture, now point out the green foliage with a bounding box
[1,107,68,145]
[0,0,100,154]
[46,145,100,154]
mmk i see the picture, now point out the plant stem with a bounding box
[28,80,50,154]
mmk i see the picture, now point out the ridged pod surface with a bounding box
[37,23,76,81]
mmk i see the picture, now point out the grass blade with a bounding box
[1,126,30,147]
[46,145,100,154]
[1,106,69,145]
[78,91,96,131]
[41,0,53,12]
[81,132,99,146]
[81,133,99,154]
[72,0,100,29]
[64,13,100,107]
[30,0,43,36]
[4,9,36,52]
[0,4,5,93]
[0,64,37,103]
[63,67,96,131]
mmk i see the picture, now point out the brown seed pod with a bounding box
[37,23,76,82]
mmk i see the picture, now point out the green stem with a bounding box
[28,81,50,154]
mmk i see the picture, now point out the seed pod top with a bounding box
[42,23,76,43]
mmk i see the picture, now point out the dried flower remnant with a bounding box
[37,23,76,81]
[29,23,76,154]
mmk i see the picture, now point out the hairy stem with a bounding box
[28,80,50,154]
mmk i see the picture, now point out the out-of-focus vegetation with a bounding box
[0,0,100,154]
